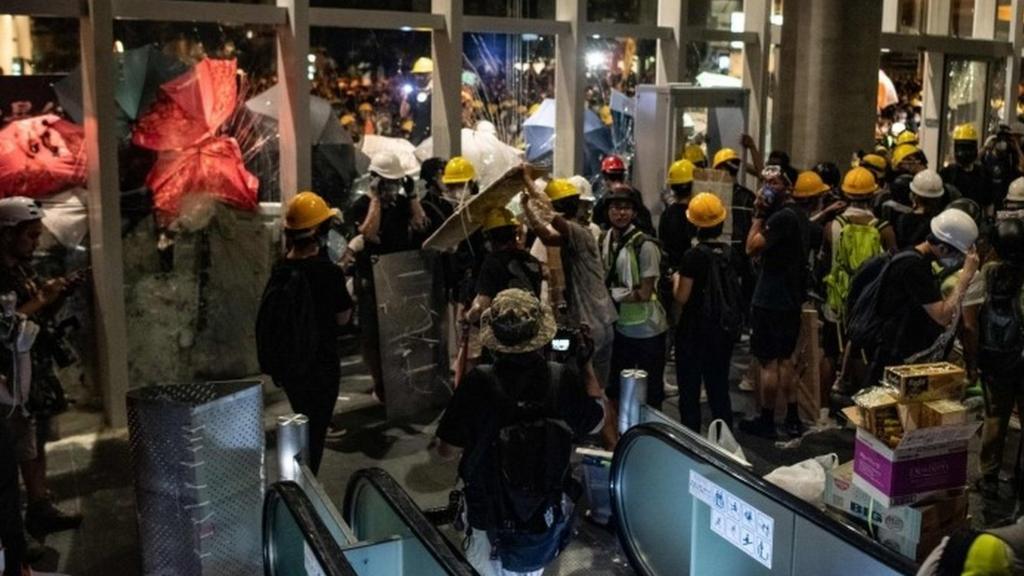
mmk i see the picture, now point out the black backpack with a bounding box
[473,364,575,534]
[255,264,319,382]
[979,263,1024,375]
[696,243,744,337]
[845,251,918,351]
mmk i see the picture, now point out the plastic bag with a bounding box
[763,453,838,507]
[706,419,752,468]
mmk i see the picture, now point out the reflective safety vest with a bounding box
[602,228,663,327]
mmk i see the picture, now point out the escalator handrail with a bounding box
[342,467,477,576]
[263,481,360,576]
[610,422,919,576]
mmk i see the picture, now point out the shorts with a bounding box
[0,408,37,462]
[750,307,801,361]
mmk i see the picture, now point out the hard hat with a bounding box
[930,208,979,253]
[686,192,727,228]
[285,191,338,231]
[794,170,831,198]
[909,169,944,198]
[840,167,879,197]
[604,187,640,212]
[568,175,594,201]
[684,144,707,165]
[544,178,579,202]
[993,218,1024,262]
[891,144,923,169]
[369,152,406,180]
[0,197,43,228]
[401,119,414,132]
[712,148,740,169]
[527,103,541,117]
[599,105,613,126]
[1007,176,1024,202]
[601,155,626,174]
[896,130,919,146]
[340,113,356,126]
[411,57,434,74]
[358,102,373,113]
[860,154,888,174]
[962,534,1012,576]
[667,159,696,185]
[952,123,979,142]
[442,156,476,184]
[481,207,519,232]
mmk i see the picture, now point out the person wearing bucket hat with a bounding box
[257,191,353,475]
[433,288,604,576]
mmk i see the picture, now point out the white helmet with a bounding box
[368,152,405,180]
[1007,176,1024,203]
[909,169,944,198]
[568,175,594,202]
[0,197,43,228]
[930,208,978,253]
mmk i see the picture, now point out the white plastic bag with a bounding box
[763,453,838,507]
[706,419,752,468]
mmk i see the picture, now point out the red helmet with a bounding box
[601,155,626,174]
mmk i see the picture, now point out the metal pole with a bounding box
[618,369,648,434]
[277,414,309,481]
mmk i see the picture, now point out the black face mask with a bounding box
[954,143,978,166]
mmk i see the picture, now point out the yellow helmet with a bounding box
[860,154,887,174]
[544,178,579,201]
[527,103,541,117]
[712,148,740,169]
[953,123,979,142]
[442,156,476,184]
[481,207,519,232]
[339,113,356,126]
[841,167,879,197]
[599,105,613,126]
[793,170,830,198]
[891,144,923,168]
[895,130,918,146]
[285,191,339,231]
[411,57,434,74]
[686,192,727,228]
[667,159,696,185]
[401,119,414,132]
[357,102,373,113]
[684,144,707,166]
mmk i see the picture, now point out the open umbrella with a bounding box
[0,114,87,198]
[360,134,420,176]
[245,84,353,146]
[413,127,523,189]
[146,135,258,226]
[523,98,612,176]
[133,58,238,151]
[422,164,527,251]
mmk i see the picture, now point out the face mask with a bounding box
[938,252,965,270]
[760,185,777,206]
[954,144,978,165]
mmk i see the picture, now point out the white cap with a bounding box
[909,169,944,198]
[368,152,405,180]
[568,175,594,202]
[1007,176,1024,203]
[930,208,979,253]
[0,197,43,228]
[475,120,496,135]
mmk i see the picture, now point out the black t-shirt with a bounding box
[350,194,419,278]
[876,251,943,359]
[419,190,454,236]
[658,202,695,271]
[896,211,933,250]
[676,241,739,337]
[435,356,603,530]
[752,205,809,311]
[941,163,993,209]
[273,256,353,374]
[475,249,542,299]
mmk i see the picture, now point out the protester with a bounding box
[0,197,83,542]
[713,147,757,310]
[982,124,1024,209]
[400,57,433,145]
[464,208,542,325]
[418,157,452,234]
[941,124,993,213]
[432,289,604,576]
[740,166,809,439]
[601,187,669,411]
[996,176,1024,222]
[673,193,742,431]
[592,155,654,234]
[258,192,353,475]
[1,417,25,576]
[684,144,708,169]
[658,159,697,274]
[878,144,927,226]
[859,153,889,187]
[896,169,947,249]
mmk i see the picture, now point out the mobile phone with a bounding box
[551,338,570,352]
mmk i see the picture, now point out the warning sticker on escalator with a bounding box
[690,470,773,569]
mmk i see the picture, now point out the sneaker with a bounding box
[738,417,777,440]
[783,418,807,439]
[738,378,755,392]
[25,500,82,539]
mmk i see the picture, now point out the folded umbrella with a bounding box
[0,114,87,198]
[360,134,420,176]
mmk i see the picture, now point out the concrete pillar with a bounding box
[276,0,312,201]
[743,0,770,154]
[432,0,463,158]
[554,0,585,177]
[1005,0,1024,130]
[656,0,686,85]
[775,0,882,170]
[920,0,951,167]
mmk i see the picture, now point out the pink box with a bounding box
[852,424,978,507]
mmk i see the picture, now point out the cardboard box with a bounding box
[875,513,971,562]
[854,388,901,440]
[852,423,978,507]
[883,362,966,403]
[898,402,922,433]
[921,399,967,428]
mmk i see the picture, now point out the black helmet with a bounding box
[813,162,841,188]
[948,197,983,226]
[993,218,1024,263]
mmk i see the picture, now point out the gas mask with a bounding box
[374,176,402,204]
[954,142,978,166]
[937,248,965,271]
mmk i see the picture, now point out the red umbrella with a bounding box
[132,58,238,151]
[0,114,87,198]
[146,135,258,225]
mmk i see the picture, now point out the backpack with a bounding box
[472,364,575,534]
[696,243,744,337]
[845,251,918,351]
[979,264,1024,375]
[824,215,885,324]
[255,264,319,382]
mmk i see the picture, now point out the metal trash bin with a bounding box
[127,380,265,575]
